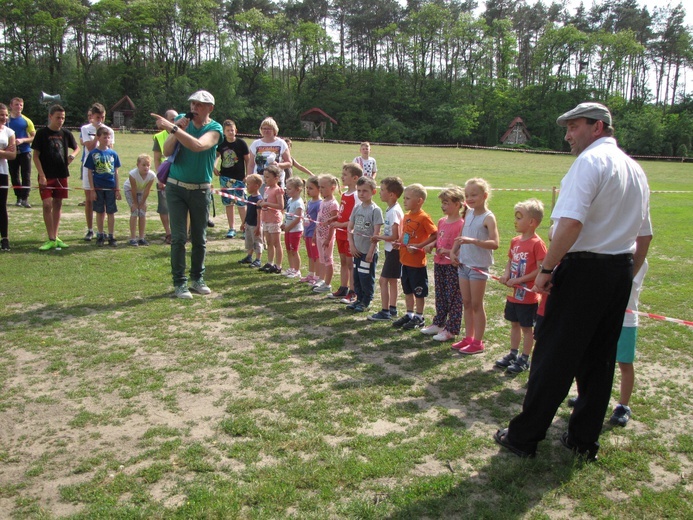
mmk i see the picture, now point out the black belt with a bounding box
[563,252,633,261]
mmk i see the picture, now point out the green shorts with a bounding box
[616,326,637,364]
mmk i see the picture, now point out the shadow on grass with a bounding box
[384,452,575,519]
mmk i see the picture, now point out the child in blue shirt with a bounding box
[85,126,121,246]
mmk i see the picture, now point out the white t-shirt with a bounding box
[249,138,289,185]
[123,167,156,193]
[552,137,651,255]
[383,202,404,252]
[354,156,377,177]
[284,196,305,233]
[0,126,16,175]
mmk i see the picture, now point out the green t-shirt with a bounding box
[169,119,223,184]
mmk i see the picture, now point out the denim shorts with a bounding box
[458,264,489,281]
[94,189,117,214]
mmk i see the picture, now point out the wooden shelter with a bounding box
[300,108,337,139]
[501,117,531,145]
[110,96,136,129]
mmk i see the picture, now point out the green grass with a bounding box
[0,134,690,519]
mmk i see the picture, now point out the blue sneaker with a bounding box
[226,229,236,238]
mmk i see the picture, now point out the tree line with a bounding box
[0,0,691,156]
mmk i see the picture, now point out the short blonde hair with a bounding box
[246,173,263,186]
[465,178,492,199]
[515,198,544,224]
[404,183,427,201]
[342,162,363,178]
[137,153,152,165]
[318,174,339,191]
[259,117,279,135]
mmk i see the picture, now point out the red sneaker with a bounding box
[459,340,485,355]
[451,337,473,351]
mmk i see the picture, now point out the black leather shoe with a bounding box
[494,428,536,458]
[560,432,598,462]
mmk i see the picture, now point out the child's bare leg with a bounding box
[225,205,234,230]
[96,212,105,234]
[521,326,534,356]
[379,276,389,310]
[273,234,283,266]
[51,198,63,239]
[404,293,414,313]
[459,278,474,338]
[388,279,398,308]
[510,321,522,350]
[138,215,146,238]
[469,279,487,340]
[618,362,635,406]
[414,297,425,314]
[264,230,274,263]
[324,263,334,285]
[107,213,115,235]
[129,213,137,238]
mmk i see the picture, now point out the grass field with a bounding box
[0,134,691,519]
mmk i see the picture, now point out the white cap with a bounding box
[188,90,215,105]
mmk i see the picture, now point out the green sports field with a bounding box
[0,134,690,519]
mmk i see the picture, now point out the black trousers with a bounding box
[8,151,32,200]
[506,253,634,454]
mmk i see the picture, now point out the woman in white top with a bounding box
[0,103,17,251]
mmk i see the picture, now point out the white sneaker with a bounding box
[421,324,443,335]
[283,268,296,277]
[190,279,211,295]
[432,330,455,342]
[174,285,193,299]
[287,270,301,278]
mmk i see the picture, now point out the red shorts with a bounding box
[40,178,69,200]
[304,236,319,260]
[336,237,351,257]
[284,231,302,252]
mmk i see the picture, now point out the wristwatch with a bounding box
[539,264,554,274]
[171,125,179,134]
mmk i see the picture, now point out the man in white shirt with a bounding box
[495,103,652,462]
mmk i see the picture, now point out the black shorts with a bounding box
[401,265,428,298]
[380,250,402,279]
[504,301,538,328]
[94,190,118,214]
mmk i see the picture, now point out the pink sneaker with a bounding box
[451,337,473,351]
[459,340,485,355]
[300,274,316,283]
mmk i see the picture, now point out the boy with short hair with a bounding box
[347,176,384,312]
[31,104,80,251]
[392,184,437,330]
[215,119,251,238]
[85,126,122,247]
[329,162,362,302]
[495,199,547,373]
[239,173,264,267]
[368,176,405,321]
[354,141,377,179]
[80,103,115,241]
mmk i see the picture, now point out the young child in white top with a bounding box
[354,141,377,179]
[282,177,305,278]
[124,154,156,246]
[451,178,500,355]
